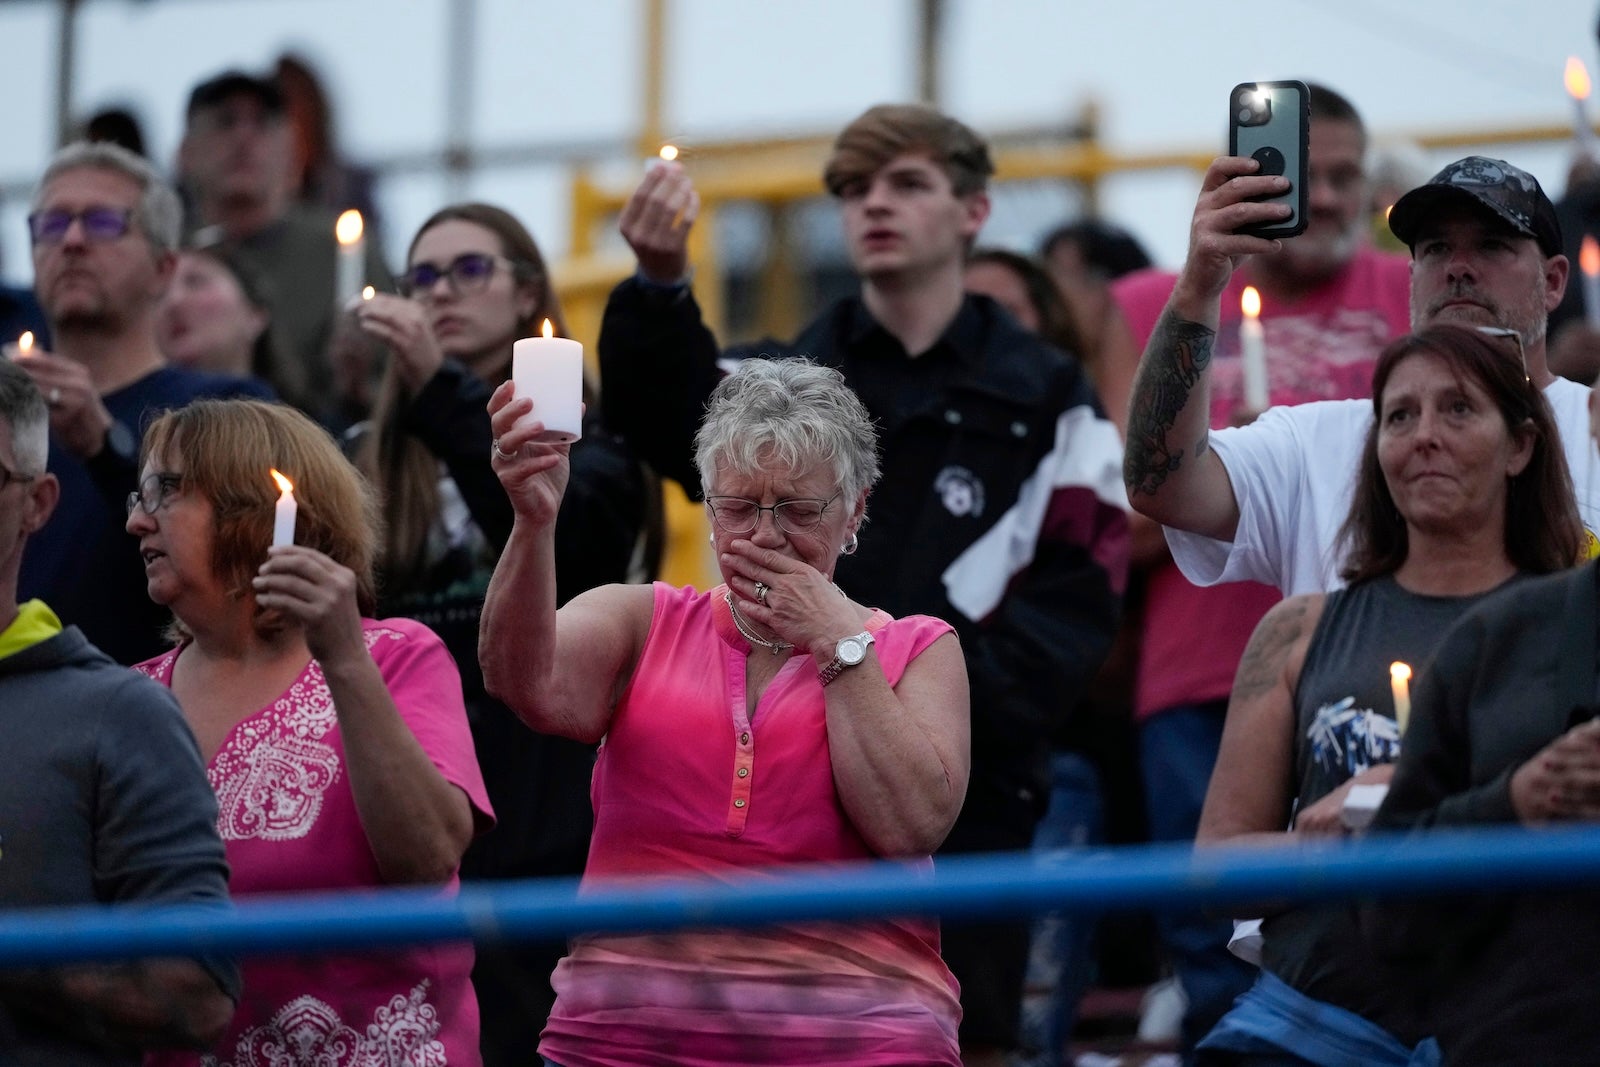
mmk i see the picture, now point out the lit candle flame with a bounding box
[269,468,294,494]
[1568,57,1592,101]
[1390,661,1411,686]
[17,331,33,356]
[542,318,554,339]
[335,210,364,246]
[1241,286,1262,320]
[1583,236,1600,278]
[1383,204,1393,223]
[659,144,679,162]
[361,285,375,300]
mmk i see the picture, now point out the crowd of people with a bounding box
[3,56,1600,1067]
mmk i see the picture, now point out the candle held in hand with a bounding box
[269,469,298,548]
[1390,661,1412,737]
[1567,57,1599,159]
[1240,286,1269,411]
[334,210,365,306]
[1581,237,1600,329]
[511,319,584,442]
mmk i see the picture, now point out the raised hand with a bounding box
[11,345,113,460]
[487,380,570,527]
[619,160,700,285]
[353,292,445,393]
[253,545,367,668]
[1171,156,1293,314]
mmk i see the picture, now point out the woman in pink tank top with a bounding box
[483,358,972,1066]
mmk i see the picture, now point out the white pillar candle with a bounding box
[511,319,585,442]
[269,469,298,548]
[1389,661,1412,737]
[1582,237,1600,329]
[334,210,365,307]
[1239,286,1269,411]
[1568,58,1599,159]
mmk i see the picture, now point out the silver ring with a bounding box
[491,439,516,462]
[48,387,61,406]
[755,582,769,605]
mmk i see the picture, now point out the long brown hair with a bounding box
[1338,324,1582,584]
[356,204,567,595]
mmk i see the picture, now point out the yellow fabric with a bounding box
[0,599,64,660]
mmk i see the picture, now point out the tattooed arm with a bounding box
[1197,593,1323,847]
[1122,155,1293,539]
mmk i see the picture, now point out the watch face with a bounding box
[839,636,867,665]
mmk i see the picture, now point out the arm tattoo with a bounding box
[1232,597,1313,704]
[1123,309,1216,497]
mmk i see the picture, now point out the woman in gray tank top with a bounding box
[1191,324,1583,1066]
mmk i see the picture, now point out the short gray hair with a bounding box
[0,360,49,475]
[33,141,182,255]
[695,358,880,508]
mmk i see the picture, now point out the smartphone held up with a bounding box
[1229,80,1310,239]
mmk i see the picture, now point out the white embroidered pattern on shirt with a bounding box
[205,980,445,1066]
[207,628,405,842]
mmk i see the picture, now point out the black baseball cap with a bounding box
[1388,156,1562,257]
[185,70,286,121]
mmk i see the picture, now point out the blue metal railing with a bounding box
[5,825,1600,967]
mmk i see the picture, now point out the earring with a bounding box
[841,531,859,556]
[709,529,716,544]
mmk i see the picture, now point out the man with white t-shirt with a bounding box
[1124,155,1600,597]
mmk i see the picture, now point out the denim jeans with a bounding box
[1012,750,1105,1067]
[1140,701,1258,1058]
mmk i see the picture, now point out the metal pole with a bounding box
[916,0,943,107]
[443,0,477,200]
[638,0,666,158]
[54,0,81,147]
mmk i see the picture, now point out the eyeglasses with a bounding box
[705,492,840,536]
[126,472,183,517]
[28,208,134,246]
[399,253,523,298]
[0,462,35,491]
[1475,325,1528,384]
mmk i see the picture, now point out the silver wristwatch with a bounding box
[818,630,875,687]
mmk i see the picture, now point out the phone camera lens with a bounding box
[1238,107,1253,123]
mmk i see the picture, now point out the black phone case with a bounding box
[1228,80,1310,238]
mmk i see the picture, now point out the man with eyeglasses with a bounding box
[596,104,1130,1064]
[178,70,391,424]
[1125,155,1600,599]
[0,358,239,1063]
[13,141,271,665]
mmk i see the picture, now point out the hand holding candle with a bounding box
[511,319,584,443]
[1390,661,1412,737]
[269,468,298,548]
[1239,286,1269,411]
[1567,57,1599,160]
[334,210,365,307]
[1581,237,1600,330]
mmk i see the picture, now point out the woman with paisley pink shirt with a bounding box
[126,398,494,1067]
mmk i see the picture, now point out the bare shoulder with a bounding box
[1232,593,1324,702]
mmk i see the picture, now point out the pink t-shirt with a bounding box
[1114,247,1411,717]
[137,617,494,1067]
[539,583,962,1067]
